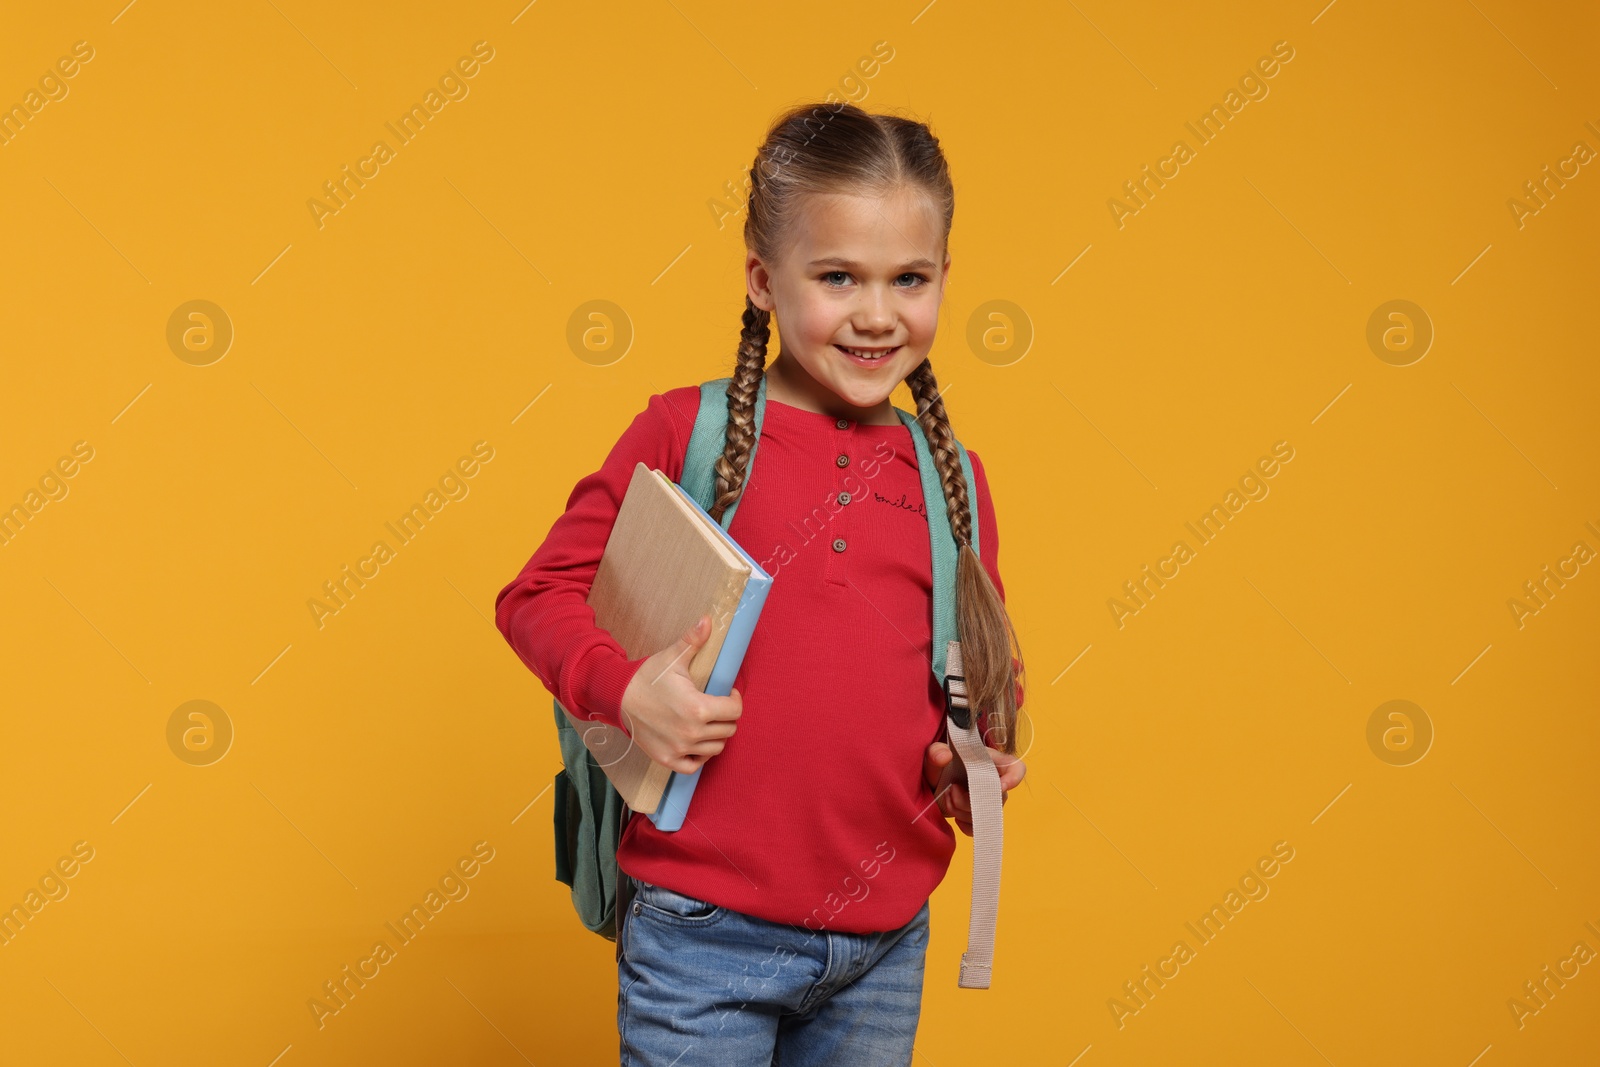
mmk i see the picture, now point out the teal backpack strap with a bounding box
[682,375,768,523]
[895,405,1004,991]
[893,407,979,684]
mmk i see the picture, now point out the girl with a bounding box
[495,101,1027,1066]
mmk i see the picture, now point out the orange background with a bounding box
[1,1,1596,1064]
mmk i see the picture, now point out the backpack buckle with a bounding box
[943,641,972,730]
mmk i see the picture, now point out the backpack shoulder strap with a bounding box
[895,405,1003,991]
[682,376,768,530]
[892,407,979,681]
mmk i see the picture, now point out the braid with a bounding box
[708,295,770,524]
[905,359,973,549]
[906,359,1026,756]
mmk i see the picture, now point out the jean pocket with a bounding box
[635,880,725,925]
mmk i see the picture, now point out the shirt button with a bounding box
[836,418,850,429]
[836,454,849,468]
[837,491,851,505]
[832,538,847,552]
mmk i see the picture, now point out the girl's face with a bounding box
[747,187,950,424]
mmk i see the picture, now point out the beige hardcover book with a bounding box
[557,461,751,812]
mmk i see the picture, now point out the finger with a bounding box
[998,761,1026,791]
[696,719,739,741]
[672,614,712,659]
[700,693,743,722]
[936,786,966,821]
[949,785,971,815]
[684,737,728,758]
[933,780,962,808]
[935,750,968,790]
[989,749,1021,772]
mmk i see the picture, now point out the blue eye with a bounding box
[819,270,931,288]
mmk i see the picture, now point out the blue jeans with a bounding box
[617,875,930,1066]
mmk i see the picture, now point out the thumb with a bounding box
[933,744,966,788]
[673,614,712,659]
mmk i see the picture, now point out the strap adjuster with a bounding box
[943,643,971,730]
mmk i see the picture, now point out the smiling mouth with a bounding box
[836,344,901,361]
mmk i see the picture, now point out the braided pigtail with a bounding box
[906,359,1026,756]
[708,295,770,525]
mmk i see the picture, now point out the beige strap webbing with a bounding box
[943,639,1003,989]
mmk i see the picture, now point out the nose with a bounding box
[853,283,895,334]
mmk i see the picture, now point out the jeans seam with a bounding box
[634,881,727,927]
[797,930,836,1016]
[619,880,637,1066]
[619,964,631,1066]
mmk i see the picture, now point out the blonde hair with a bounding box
[709,101,1026,754]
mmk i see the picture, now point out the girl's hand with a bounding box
[618,614,743,775]
[922,741,1026,836]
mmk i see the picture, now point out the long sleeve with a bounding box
[494,391,694,734]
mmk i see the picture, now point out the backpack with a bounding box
[549,373,1006,988]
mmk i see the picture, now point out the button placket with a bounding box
[827,422,854,583]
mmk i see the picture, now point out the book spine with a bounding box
[649,569,773,832]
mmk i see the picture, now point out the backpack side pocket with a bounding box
[553,767,578,889]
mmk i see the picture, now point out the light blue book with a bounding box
[646,482,773,832]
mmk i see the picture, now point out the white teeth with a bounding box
[841,346,893,359]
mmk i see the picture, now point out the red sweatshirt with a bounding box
[495,384,1019,934]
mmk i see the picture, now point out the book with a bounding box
[556,462,770,822]
[647,474,774,831]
